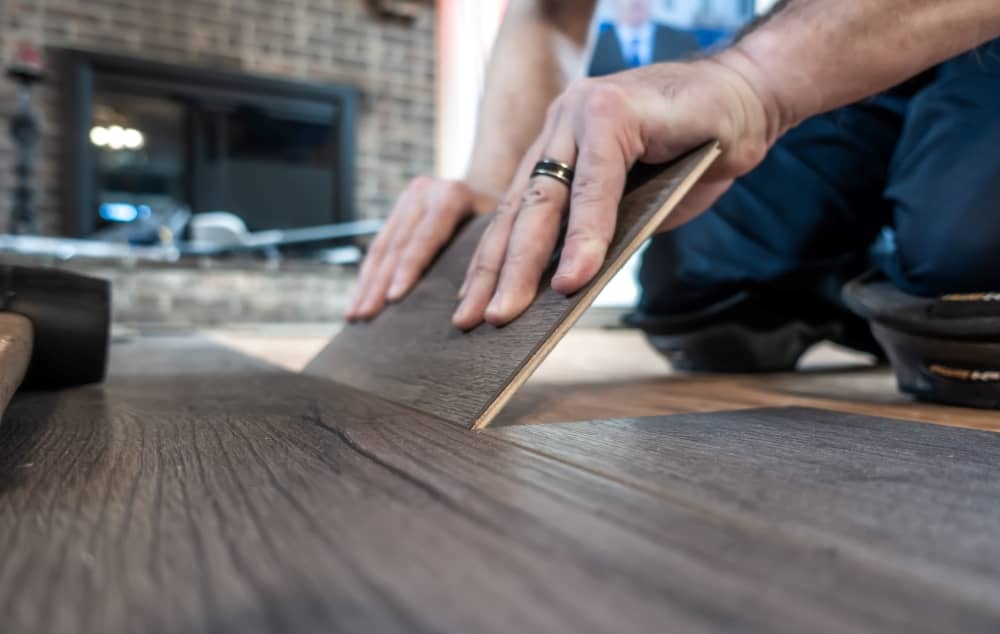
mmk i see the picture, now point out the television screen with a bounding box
[587,0,757,77]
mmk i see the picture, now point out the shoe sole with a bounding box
[646,319,841,373]
[871,323,1000,409]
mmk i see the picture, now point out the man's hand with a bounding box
[348,0,596,324]
[451,53,781,330]
[346,177,498,321]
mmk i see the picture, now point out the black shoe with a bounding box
[625,288,885,373]
[843,272,1000,409]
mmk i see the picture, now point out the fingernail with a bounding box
[554,256,574,279]
[452,300,469,325]
[553,256,579,285]
[457,277,469,300]
[358,295,377,317]
[387,279,405,301]
[348,288,366,309]
[485,294,507,321]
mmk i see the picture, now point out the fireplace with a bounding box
[59,50,358,237]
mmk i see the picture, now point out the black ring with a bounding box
[531,159,575,187]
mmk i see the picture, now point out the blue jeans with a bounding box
[638,39,1000,317]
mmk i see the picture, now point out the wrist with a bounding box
[470,187,501,215]
[711,38,796,144]
[465,170,510,212]
[456,177,501,215]
[465,144,525,203]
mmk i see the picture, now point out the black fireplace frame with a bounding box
[59,48,359,237]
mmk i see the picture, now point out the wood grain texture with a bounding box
[495,406,1000,601]
[492,330,1000,431]
[2,339,1000,632]
[207,327,1000,432]
[0,313,33,419]
[306,143,721,430]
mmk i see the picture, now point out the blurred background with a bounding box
[0,0,772,329]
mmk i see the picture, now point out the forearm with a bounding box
[719,0,1000,140]
[465,0,596,198]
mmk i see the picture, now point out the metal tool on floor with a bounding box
[0,265,111,417]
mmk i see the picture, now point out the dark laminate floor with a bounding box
[0,338,998,633]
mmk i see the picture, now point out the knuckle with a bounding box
[564,227,609,248]
[409,175,434,190]
[397,250,425,272]
[471,262,500,278]
[429,182,472,217]
[575,146,612,173]
[413,220,448,245]
[504,249,543,270]
[544,98,563,121]
[421,201,449,222]
[578,143,611,164]
[367,234,389,256]
[464,255,480,277]
[570,176,606,207]
[387,229,411,251]
[565,77,594,98]
[496,197,519,220]
[582,83,628,119]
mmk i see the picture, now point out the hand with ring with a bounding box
[450,56,780,330]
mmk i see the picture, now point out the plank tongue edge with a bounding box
[471,142,722,430]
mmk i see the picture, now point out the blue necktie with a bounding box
[629,37,643,67]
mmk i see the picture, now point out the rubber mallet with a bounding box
[0,265,110,415]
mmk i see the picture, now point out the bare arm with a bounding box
[454,0,1000,329]
[465,0,597,197]
[724,0,1000,139]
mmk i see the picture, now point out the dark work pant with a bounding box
[638,39,1000,317]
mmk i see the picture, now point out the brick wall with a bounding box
[0,0,436,234]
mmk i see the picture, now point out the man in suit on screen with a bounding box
[588,0,701,76]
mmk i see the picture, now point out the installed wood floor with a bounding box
[214,325,1000,432]
[0,331,996,633]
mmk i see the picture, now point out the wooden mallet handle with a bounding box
[0,313,33,418]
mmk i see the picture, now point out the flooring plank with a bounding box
[2,342,999,632]
[494,407,1000,605]
[306,143,720,430]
